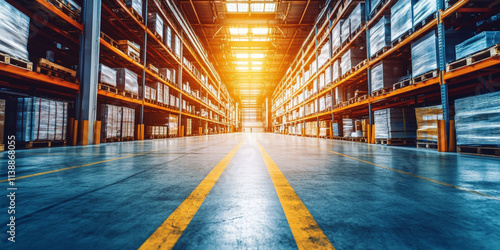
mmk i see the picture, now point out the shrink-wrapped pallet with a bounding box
[164,25,172,49]
[115,68,139,94]
[370,60,403,93]
[0,0,30,60]
[332,60,340,82]
[455,32,500,60]
[169,114,178,136]
[325,64,332,85]
[332,20,344,52]
[369,15,391,57]
[148,12,163,40]
[99,64,117,87]
[369,0,383,15]
[374,108,417,139]
[174,35,181,58]
[156,82,163,104]
[350,3,366,35]
[411,31,437,77]
[415,105,442,142]
[341,48,365,75]
[125,0,143,17]
[318,40,330,68]
[413,0,436,25]
[121,107,135,138]
[341,18,350,44]
[326,93,332,110]
[101,104,122,139]
[164,85,169,105]
[391,0,413,42]
[343,118,354,137]
[455,91,500,146]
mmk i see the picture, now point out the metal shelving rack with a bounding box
[0,0,237,145]
[271,0,500,152]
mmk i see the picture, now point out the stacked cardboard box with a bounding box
[370,60,403,93]
[148,12,163,40]
[169,114,178,136]
[341,48,365,75]
[343,118,354,137]
[374,108,417,139]
[121,107,135,138]
[115,68,139,94]
[415,105,442,142]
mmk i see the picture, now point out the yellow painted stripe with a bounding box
[0,146,170,183]
[257,142,335,250]
[139,140,245,250]
[316,147,500,201]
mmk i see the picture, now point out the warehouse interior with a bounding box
[1,0,500,248]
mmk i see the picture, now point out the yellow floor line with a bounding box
[139,140,245,250]
[0,146,171,183]
[257,142,335,250]
[316,146,500,201]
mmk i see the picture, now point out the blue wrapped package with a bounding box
[340,48,365,75]
[413,0,437,25]
[391,0,413,42]
[125,0,143,17]
[411,31,437,77]
[331,20,344,51]
[0,0,30,60]
[374,108,417,139]
[341,18,350,44]
[350,3,366,35]
[369,15,391,57]
[455,31,500,59]
[370,60,403,93]
[370,0,383,15]
[455,91,500,146]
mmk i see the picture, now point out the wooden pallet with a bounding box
[351,25,364,37]
[457,146,500,157]
[47,0,81,22]
[0,52,33,71]
[376,138,415,146]
[148,64,159,74]
[38,58,76,77]
[101,137,121,143]
[369,0,389,19]
[417,141,438,149]
[127,7,143,23]
[393,78,412,90]
[98,83,119,94]
[413,70,438,84]
[370,47,390,60]
[348,97,357,105]
[121,137,135,141]
[391,30,413,48]
[100,32,119,48]
[36,67,78,83]
[122,90,139,99]
[357,94,369,102]
[446,44,500,72]
[354,59,367,71]
[412,13,437,33]
[372,86,392,97]
[19,140,66,149]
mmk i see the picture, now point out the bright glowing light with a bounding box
[264,3,276,12]
[252,61,263,65]
[235,61,248,65]
[226,3,237,12]
[252,28,269,35]
[250,54,265,59]
[229,28,248,35]
[237,3,249,12]
[235,54,249,58]
[236,66,249,70]
[251,67,262,70]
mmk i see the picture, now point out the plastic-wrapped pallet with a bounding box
[319,96,326,111]
[125,0,143,17]
[341,18,350,44]
[369,0,383,15]
[174,35,181,58]
[156,82,163,104]
[411,31,437,77]
[164,85,169,105]
[454,91,500,146]
[326,93,332,110]
[350,3,366,35]
[335,87,344,104]
[370,60,403,93]
[325,65,332,85]
[413,0,436,26]
[391,0,413,42]
[343,118,354,137]
[332,20,344,52]
[121,107,135,138]
[164,25,172,48]
[415,105,442,142]
[374,108,417,139]
[332,60,340,82]
[99,64,117,87]
[318,40,330,68]
[341,48,365,76]
[101,104,121,139]
[369,15,391,57]
[169,114,178,136]
[0,0,30,60]
[148,12,163,40]
[115,68,139,94]
[144,86,151,100]
[455,32,500,60]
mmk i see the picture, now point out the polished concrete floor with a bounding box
[1,133,500,249]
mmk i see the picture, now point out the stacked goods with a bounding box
[174,35,181,58]
[349,3,366,35]
[340,48,365,75]
[455,91,500,146]
[335,87,344,104]
[331,20,344,51]
[144,86,155,101]
[16,97,68,142]
[319,73,325,89]
[146,126,168,137]
[121,107,135,138]
[318,40,331,68]
[370,60,403,93]
[369,15,391,57]
[391,0,413,42]
[115,68,139,94]
[159,68,176,83]
[332,60,340,82]
[325,65,332,85]
[99,64,117,87]
[164,26,172,48]
[0,0,30,60]
[341,18,351,44]
[455,32,500,59]
[117,40,140,60]
[169,114,178,136]
[163,85,169,105]
[147,12,163,40]
[156,82,163,104]
[413,0,437,25]
[374,108,417,139]
[361,119,370,137]
[297,123,303,135]
[332,122,339,137]
[325,93,332,110]
[101,104,122,139]
[186,118,192,135]
[319,96,326,111]
[343,118,354,137]
[415,105,442,142]
[411,31,437,77]
[125,0,143,17]
[369,0,383,16]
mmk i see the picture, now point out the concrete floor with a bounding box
[1,133,500,249]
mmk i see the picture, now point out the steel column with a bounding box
[438,0,450,149]
[140,0,148,125]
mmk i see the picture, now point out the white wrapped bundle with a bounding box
[455,32,500,60]
[0,0,30,60]
[331,20,344,51]
[413,0,436,25]
[148,12,163,40]
[370,60,403,92]
[349,3,366,35]
[391,0,413,42]
[115,68,139,94]
[343,118,354,137]
[340,48,365,75]
[374,108,417,139]
[99,64,117,87]
[341,18,350,44]
[369,15,391,57]
[411,31,437,77]
[157,82,163,104]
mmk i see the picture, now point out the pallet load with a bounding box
[101,104,122,140]
[99,64,117,87]
[361,119,370,138]
[455,91,500,147]
[156,82,163,104]
[411,31,438,78]
[332,60,340,82]
[174,35,181,58]
[121,107,135,139]
[374,107,417,140]
[370,60,403,93]
[148,12,163,40]
[352,120,363,138]
[186,118,192,136]
[391,0,413,42]
[125,0,143,17]
[325,65,332,85]
[318,40,331,68]
[415,105,442,144]
[164,25,172,49]
[369,15,391,58]
[349,3,366,35]
[343,118,354,137]
[16,97,68,142]
[146,126,168,138]
[455,32,500,59]
[115,68,139,95]
[341,18,350,44]
[413,0,437,26]
[332,122,339,137]
[340,48,365,75]
[0,0,31,69]
[369,0,383,16]
[117,40,140,62]
[169,114,178,136]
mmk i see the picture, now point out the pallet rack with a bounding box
[0,0,238,146]
[272,0,500,153]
